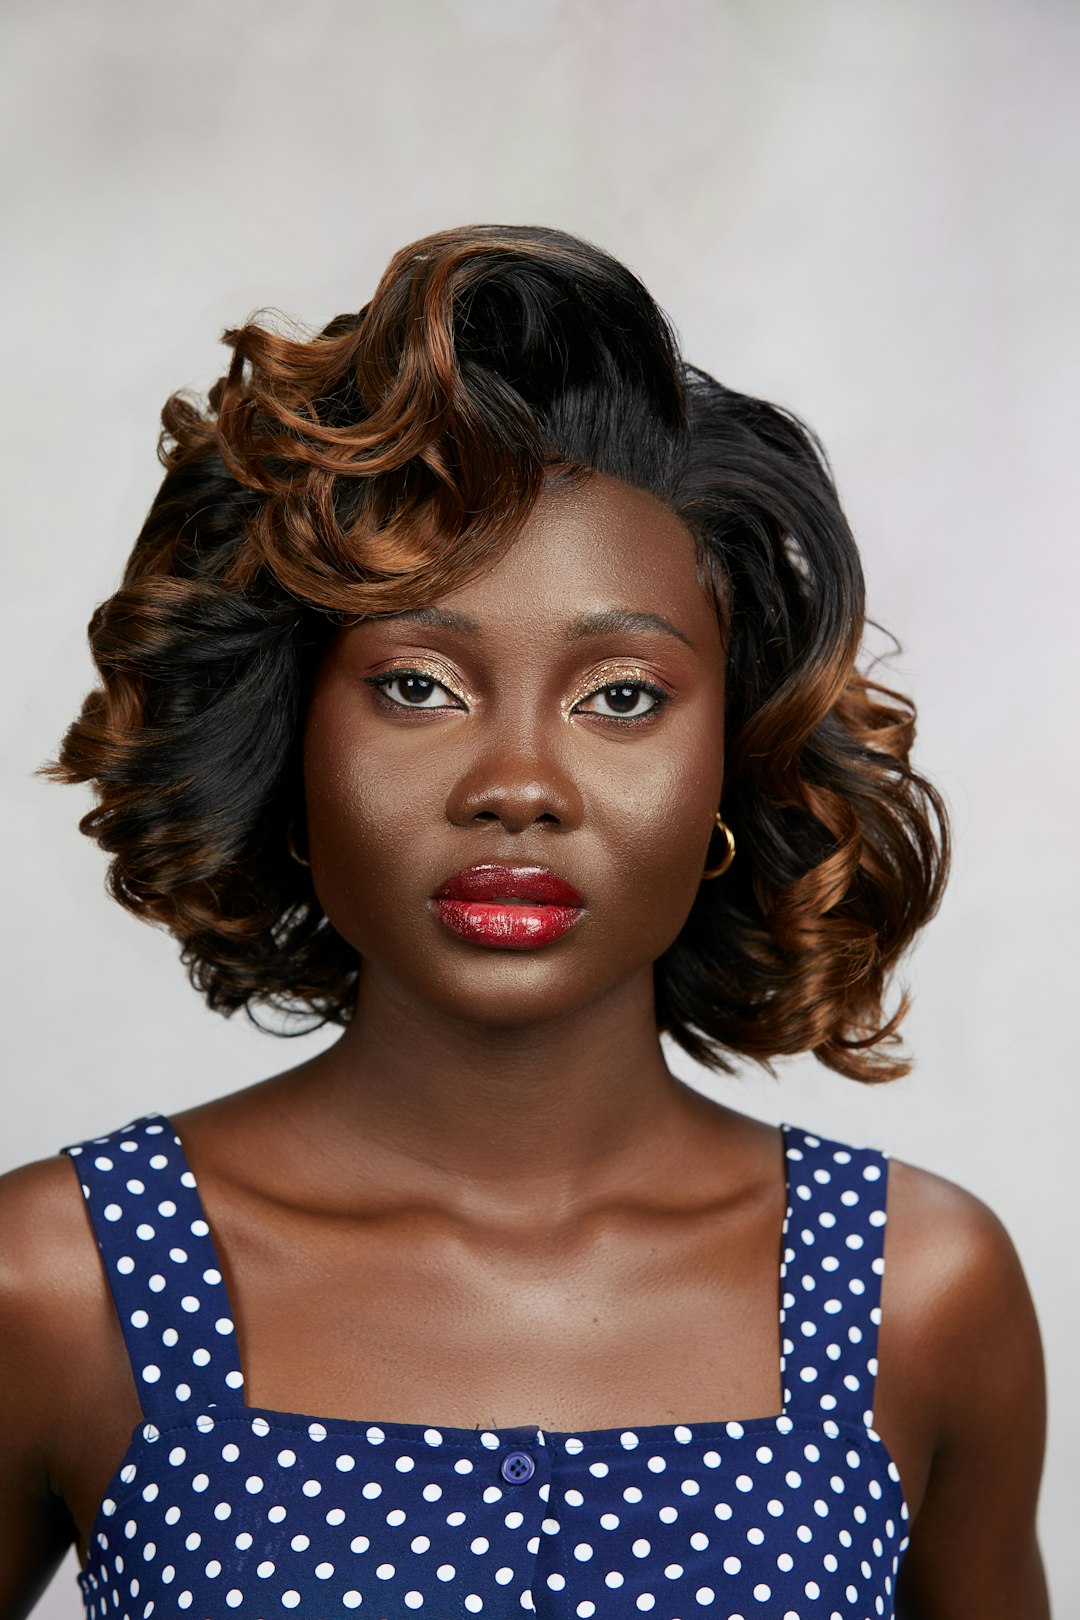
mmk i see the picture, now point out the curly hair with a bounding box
[41,223,949,1081]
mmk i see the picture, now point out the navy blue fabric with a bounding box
[61,1114,909,1618]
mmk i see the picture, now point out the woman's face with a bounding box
[302,471,727,1028]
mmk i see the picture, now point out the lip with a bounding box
[430,863,585,950]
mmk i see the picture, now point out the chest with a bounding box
[60,1178,788,1559]
[212,1179,790,1431]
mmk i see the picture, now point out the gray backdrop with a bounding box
[3,0,1077,1612]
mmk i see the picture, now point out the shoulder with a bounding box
[0,1150,109,1464]
[884,1155,1037,1333]
[880,1154,1045,1442]
[0,1150,103,1358]
[0,1149,97,1301]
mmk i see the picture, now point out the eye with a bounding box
[366,669,466,710]
[574,680,668,721]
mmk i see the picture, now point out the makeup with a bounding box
[431,864,585,950]
[563,662,670,720]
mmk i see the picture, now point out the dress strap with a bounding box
[778,1123,889,1431]
[61,1112,245,1424]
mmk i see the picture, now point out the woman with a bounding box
[1,226,1047,1619]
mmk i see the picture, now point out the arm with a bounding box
[0,1159,82,1619]
[887,1162,1049,1619]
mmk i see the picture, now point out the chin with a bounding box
[392,946,637,1033]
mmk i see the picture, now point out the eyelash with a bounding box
[365,668,671,724]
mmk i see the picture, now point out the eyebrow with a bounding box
[378,605,695,650]
[564,609,695,650]
[376,606,480,634]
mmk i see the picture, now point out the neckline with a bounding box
[148,1109,803,1437]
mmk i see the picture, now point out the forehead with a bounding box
[427,472,717,641]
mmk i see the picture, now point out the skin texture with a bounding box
[0,474,1049,1617]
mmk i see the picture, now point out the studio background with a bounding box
[3,0,1077,1613]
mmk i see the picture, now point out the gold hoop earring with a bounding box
[702,810,735,879]
[287,821,310,867]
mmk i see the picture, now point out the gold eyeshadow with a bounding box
[367,659,477,707]
[562,664,669,715]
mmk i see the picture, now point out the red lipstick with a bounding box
[431,864,585,950]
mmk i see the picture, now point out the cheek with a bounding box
[300,699,432,942]
[590,719,724,954]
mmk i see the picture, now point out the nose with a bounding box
[445,740,584,834]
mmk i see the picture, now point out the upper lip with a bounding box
[432,863,585,906]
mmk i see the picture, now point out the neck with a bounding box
[281,964,699,1218]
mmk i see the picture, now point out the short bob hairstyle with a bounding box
[44,224,948,1081]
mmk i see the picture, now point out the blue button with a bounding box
[499,1449,535,1484]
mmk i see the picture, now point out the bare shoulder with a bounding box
[884,1155,1039,1336]
[874,1164,1049,1612]
[0,1152,107,1433]
[0,1150,97,1308]
[880,1154,1046,1444]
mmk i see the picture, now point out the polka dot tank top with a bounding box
[61,1114,910,1619]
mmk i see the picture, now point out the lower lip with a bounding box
[431,899,584,949]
